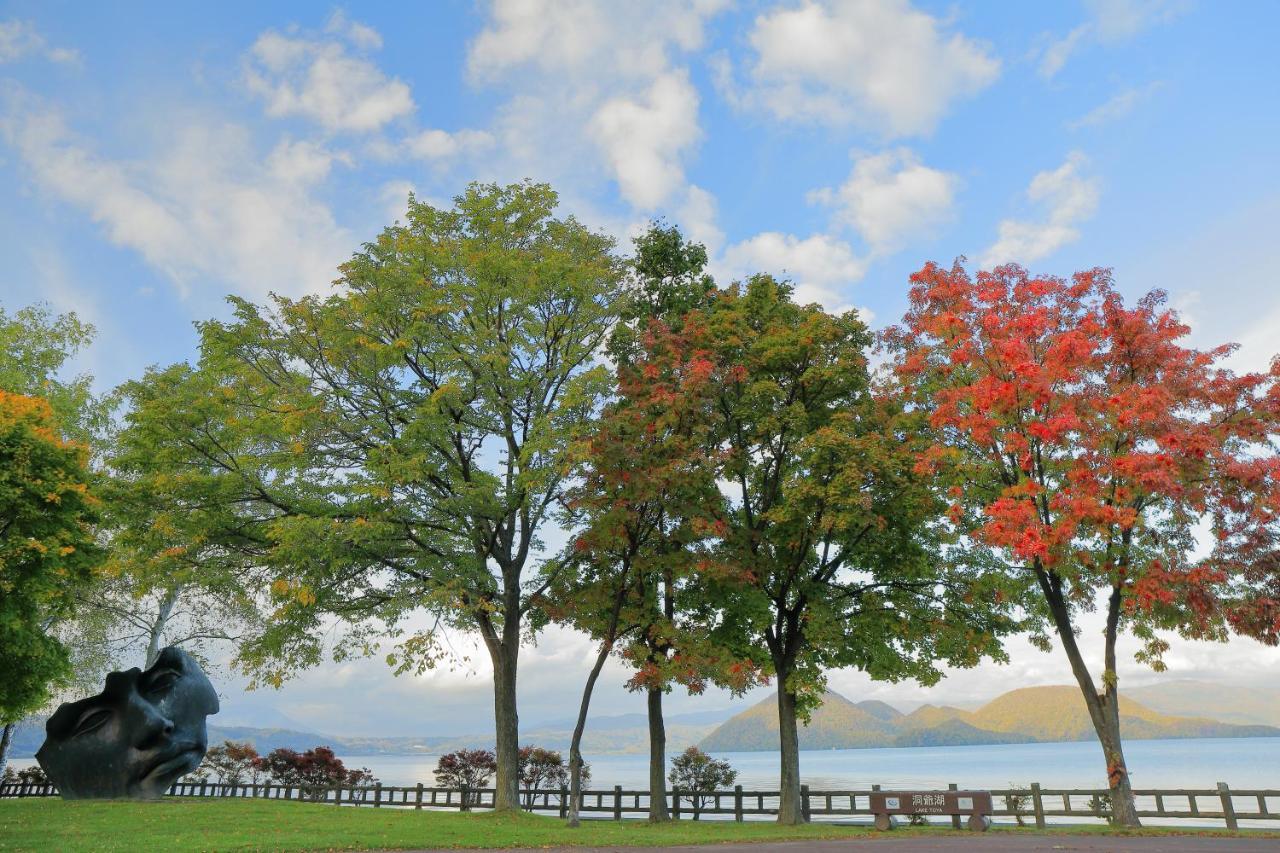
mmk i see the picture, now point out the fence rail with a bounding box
[3,779,1278,829]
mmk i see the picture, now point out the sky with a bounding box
[2,0,1279,737]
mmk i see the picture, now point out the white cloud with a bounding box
[721,232,865,313]
[979,152,1100,268]
[809,148,958,252]
[325,9,383,51]
[589,71,701,210]
[1068,82,1164,130]
[1039,0,1188,79]
[723,0,1000,136]
[244,21,413,133]
[402,128,495,161]
[466,0,725,212]
[0,19,80,65]
[0,86,350,301]
[677,184,725,254]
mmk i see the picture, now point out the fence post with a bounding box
[415,782,424,810]
[333,787,342,807]
[1031,782,1046,830]
[734,784,744,822]
[949,783,961,829]
[200,780,208,798]
[556,785,566,819]
[672,787,681,820]
[373,783,382,808]
[801,784,811,822]
[1218,782,1238,831]
[613,784,623,821]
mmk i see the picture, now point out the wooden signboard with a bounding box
[869,790,993,831]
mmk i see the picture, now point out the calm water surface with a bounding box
[333,737,1280,790]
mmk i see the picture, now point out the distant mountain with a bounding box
[6,717,719,759]
[697,686,1280,752]
[1125,681,1280,728]
[894,718,1037,747]
[700,691,897,752]
[855,700,904,723]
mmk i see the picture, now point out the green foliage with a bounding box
[0,303,106,444]
[668,746,737,818]
[0,392,104,723]
[169,181,623,684]
[694,275,1015,715]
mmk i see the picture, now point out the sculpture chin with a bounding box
[134,746,204,797]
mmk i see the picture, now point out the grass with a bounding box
[2,799,1278,852]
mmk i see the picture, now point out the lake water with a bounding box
[330,737,1280,790]
[9,737,1276,790]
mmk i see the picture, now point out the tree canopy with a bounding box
[0,391,103,724]
[884,261,1280,825]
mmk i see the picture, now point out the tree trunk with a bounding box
[144,586,180,668]
[0,722,13,779]
[1037,570,1141,827]
[566,630,616,827]
[775,680,806,825]
[490,638,520,812]
[647,686,670,821]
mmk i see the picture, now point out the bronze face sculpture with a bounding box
[36,646,220,799]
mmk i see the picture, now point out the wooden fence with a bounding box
[3,779,1278,829]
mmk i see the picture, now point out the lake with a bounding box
[331,737,1280,790]
[8,737,1277,790]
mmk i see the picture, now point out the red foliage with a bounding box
[886,261,1280,646]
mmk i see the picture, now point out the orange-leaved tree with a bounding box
[884,261,1280,827]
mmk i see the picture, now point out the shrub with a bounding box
[2,765,49,786]
[258,746,377,801]
[199,741,264,786]
[668,747,737,820]
[435,748,497,808]
[1004,782,1031,827]
[518,745,591,791]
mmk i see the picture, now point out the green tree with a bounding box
[547,307,757,825]
[0,302,108,773]
[698,276,1013,824]
[0,303,106,445]
[0,391,103,773]
[102,362,266,670]
[177,182,623,812]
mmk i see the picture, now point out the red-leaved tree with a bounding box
[885,261,1280,826]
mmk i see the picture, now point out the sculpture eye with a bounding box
[146,669,180,694]
[72,707,113,737]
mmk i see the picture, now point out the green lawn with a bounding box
[1,799,1276,852]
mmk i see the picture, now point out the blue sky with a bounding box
[3,0,1279,736]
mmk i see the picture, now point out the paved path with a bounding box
[392,837,1278,853]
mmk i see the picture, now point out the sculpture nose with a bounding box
[131,696,175,750]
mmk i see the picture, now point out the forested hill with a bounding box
[698,686,1280,752]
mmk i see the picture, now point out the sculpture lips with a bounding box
[142,745,201,781]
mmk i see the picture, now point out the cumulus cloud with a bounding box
[721,232,865,313]
[809,148,958,252]
[0,86,351,300]
[0,19,80,65]
[244,17,413,133]
[467,0,724,213]
[720,0,999,137]
[589,71,701,210]
[1040,0,1188,79]
[979,152,1100,268]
